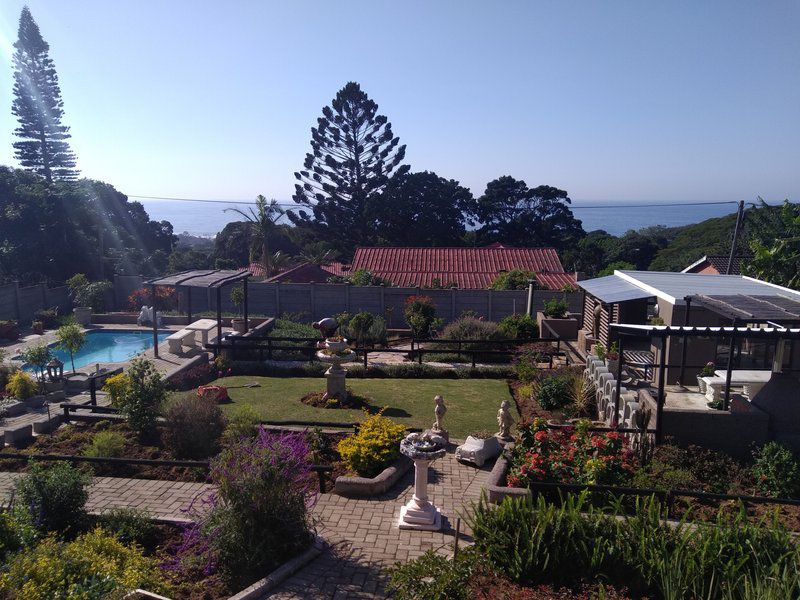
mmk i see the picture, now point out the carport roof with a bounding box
[145,269,251,288]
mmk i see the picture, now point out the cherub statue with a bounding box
[496,399,514,441]
[432,395,447,432]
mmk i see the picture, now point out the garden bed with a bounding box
[0,421,207,482]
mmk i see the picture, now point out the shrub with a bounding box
[116,358,166,437]
[498,313,539,339]
[174,429,314,584]
[66,273,113,312]
[5,370,38,400]
[542,298,569,319]
[16,461,89,533]
[163,393,227,459]
[753,442,800,498]
[0,508,37,562]
[33,307,59,329]
[165,362,215,391]
[127,286,177,311]
[337,410,407,477]
[0,320,20,341]
[438,316,501,352]
[0,527,168,598]
[102,373,131,405]
[83,430,126,458]
[343,311,387,346]
[489,269,535,290]
[98,508,158,547]
[534,375,573,411]
[0,363,18,393]
[221,404,261,446]
[388,548,480,600]
[404,295,442,338]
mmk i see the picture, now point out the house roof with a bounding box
[248,261,348,280]
[579,270,800,308]
[682,255,745,275]
[349,245,574,289]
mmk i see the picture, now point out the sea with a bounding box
[137,198,742,239]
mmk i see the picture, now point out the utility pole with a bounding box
[726,200,745,275]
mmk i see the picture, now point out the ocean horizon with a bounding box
[137,198,742,238]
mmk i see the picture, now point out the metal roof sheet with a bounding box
[610,323,800,339]
[577,275,654,303]
[146,269,250,288]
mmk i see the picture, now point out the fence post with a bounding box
[487,289,493,321]
[13,281,21,321]
[345,282,351,313]
[451,288,456,322]
[40,282,47,309]
[380,284,386,318]
[275,283,281,316]
[310,283,316,319]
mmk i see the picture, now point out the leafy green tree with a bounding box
[474,177,584,251]
[66,274,112,312]
[744,200,800,290]
[166,248,211,272]
[328,268,392,286]
[290,82,409,254]
[225,196,286,275]
[55,323,85,373]
[116,358,166,437]
[489,269,535,290]
[597,261,635,277]
[11,7,77,182]
[370,171,475,246]
[20,344,51,385]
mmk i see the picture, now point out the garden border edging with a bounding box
[226,535,325,600]
[484,454,531,503]
[334,455,412,497]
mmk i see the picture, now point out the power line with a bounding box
[128,194,746,210]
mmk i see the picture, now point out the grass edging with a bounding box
[226,535,325,600]
[334,455,413,497]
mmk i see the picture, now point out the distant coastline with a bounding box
[140,198,741,238]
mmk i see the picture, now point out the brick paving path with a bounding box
[0,471,213,521]
[267,445,493,599]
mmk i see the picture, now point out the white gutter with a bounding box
[614,271,678,304]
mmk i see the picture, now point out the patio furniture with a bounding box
[185,318,219,346]
[623,350,654,380]
[166,329,196,354]
[713,370,772,399]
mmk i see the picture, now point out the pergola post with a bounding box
[151,283,159,359]
[613,334,625,427]
[655,335,667,444]
[723,319,737,411]
[187,287,192,323]
[678,296,692,386]
[216,286,223,351]
[243,277,249,332]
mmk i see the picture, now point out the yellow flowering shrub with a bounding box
[5,370,37,400]
[337,409,406,477]
[0,527,168,599]
[102,373,131,406]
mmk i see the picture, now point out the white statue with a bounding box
[136,306,163,327]
[432,395,447,432]
[496,399,514,441]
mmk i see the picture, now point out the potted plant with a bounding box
[605,341,620,375]
[32,320,44,335]
[537,298,579,340]
[697,361,715,393]
[229,285,247,334]
[66,273,113,325]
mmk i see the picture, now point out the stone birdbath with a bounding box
[315,337,357,400]
[398,432,447,531]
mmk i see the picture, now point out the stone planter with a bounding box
[697,376,707,393]
[2,400,26,417]
[537,312,579,340]
[73,307,92,325]
[23,395,46,409]
[455,435,501,467]
[484,454,532,504]
[232,318,247,334]
[334,455,412,497]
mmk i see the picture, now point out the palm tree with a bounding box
[263,250,293,276]
[225,195,286,275]
[300,243,337,265]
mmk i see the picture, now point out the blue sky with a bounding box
[0,1,798,203]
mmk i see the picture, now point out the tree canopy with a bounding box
[12,7,77,182]
[370,171,474,246]
[289,82,409,254]
[474,177,584,252]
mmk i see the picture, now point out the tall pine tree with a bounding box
[289,82,408,255]
[12,6,78,182]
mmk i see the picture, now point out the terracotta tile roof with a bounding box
[249,261,349,281]
[682,255,747,275]
[350,245,575,290]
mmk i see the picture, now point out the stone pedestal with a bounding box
[398,459,442,530]
[324,363,347,400]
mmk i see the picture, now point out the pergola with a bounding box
[610,323,800,442]
[144,269,252,358]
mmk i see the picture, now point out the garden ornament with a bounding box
[432,395,447,436]
[496,399,514,441]
[313,317,339,339]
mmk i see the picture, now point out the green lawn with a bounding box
[193,376,511,438]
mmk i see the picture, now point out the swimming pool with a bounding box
[21,330,169,372]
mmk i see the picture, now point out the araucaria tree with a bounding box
[290,82,409,254]
[11,6,78,182]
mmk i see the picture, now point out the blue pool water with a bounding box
[22,330,169,372]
